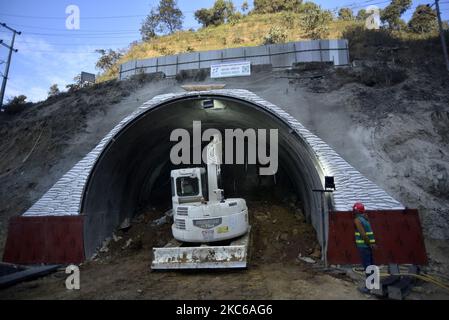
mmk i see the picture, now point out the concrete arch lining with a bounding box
[21,89,404,259]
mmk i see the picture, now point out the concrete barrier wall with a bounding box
[119,39,349,80]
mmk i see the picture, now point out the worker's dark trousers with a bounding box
[357,246,373,271]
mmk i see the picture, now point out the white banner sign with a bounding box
[210,61,251,78]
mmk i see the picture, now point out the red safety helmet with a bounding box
[353,202,365,213]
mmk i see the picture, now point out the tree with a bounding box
[253,0,303,13]
[241,0,249,12]
[338,7,354,21]
[298,1,319,14]
[157,0,183,34]
[95,49,123,72]
[140,9,159,41]
[4,95,28,114]
[140,0,183,41]
[380,0,412,30]
[194,9,214,27]
[263,26,288,44]
[66,74,84,93]
[194,0,236,27]
[300,4,331,39]
[356,9,368,21]
[48,84,60,97]
[7,95,27,105]
[408,4,438,33]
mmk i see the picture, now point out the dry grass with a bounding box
[97,13,355,82]
[97,12,443,82]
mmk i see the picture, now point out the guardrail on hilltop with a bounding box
[119,39,349,80]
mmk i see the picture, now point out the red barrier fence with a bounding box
[327,209,428,265]
[3,209,427,266]
[3,216,85,264]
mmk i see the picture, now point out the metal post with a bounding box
[318,40,323,62]
[312,188,330,268]
[268,46,272,65]
[435,0,449,72]
[321,191,327,267]
[0,23,21,109]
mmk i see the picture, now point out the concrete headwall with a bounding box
[119,39,349,80]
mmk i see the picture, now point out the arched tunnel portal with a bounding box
[5,89,407,264]
[81,95,326,257]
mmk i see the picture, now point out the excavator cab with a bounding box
[171,168,207,205]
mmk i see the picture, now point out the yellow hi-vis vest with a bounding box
[355,215,376,248]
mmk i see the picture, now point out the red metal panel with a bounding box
[327,209,428,265]
[3,216,85,264]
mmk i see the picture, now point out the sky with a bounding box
[0,0,448,103]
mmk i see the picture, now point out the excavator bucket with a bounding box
[151,228,250,270]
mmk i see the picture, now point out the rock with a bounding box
[112,233,122,242]
[119,218,131,230]
[272,219,277,224]
[411,286,424,293]
[152,215,167,226]
[99,237,111,253]
[280,233,288,241]
[122,238,133,250]
[310,248,321,259]
[298,256,316,264]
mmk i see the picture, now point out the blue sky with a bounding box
[0,0,448,102]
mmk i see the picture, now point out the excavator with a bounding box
[151,134,251,269]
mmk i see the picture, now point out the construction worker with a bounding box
[353,202,376,293]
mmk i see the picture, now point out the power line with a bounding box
[0,13,147,20]
[3,22,140,32]
[8,31,138,38]
[17,49,98,54]
[15,40,136,47]
[0,11,201,20]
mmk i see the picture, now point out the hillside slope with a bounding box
[98,12,440,82]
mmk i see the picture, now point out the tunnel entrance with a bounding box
[82,95,326,258]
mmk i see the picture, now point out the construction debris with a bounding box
[0,263,60,289]
[297,255,316,264]
[151,215,168,226]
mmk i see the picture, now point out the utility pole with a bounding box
[435,0,449,72]
[0,22,21,109]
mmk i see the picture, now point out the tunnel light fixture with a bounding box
[325,176,336,191]
[201,99,226,110]
[202,99,214,109]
